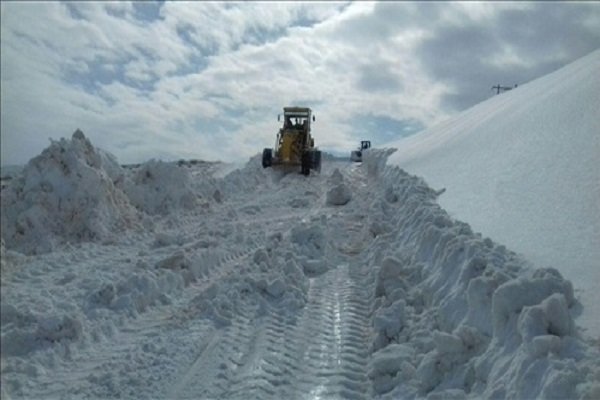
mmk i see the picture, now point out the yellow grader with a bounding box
[262,107,321,176]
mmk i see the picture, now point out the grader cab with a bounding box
[350,140,371,162]
[262,107,321,176]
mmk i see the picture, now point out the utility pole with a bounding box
[491,84,515,95]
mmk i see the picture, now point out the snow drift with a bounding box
[361,149,599,399]
[0,130,228,254]
[387,48,600,338]
[0,130,141,254]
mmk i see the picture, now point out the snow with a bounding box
[362,150,599,399]
[0,130,142,254]
[2,51,600,399]
[387,48,600,339]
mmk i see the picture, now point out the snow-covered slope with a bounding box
[387,49,600,339]
[2,131,599,399]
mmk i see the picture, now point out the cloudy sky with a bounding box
[1,1,599,165]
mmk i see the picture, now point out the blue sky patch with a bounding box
[132,1,164,22]
[350,114,425,144]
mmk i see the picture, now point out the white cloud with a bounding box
[1,1,599,166]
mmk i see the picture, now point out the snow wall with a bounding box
[362,149,599,399]
[387,49,600,338]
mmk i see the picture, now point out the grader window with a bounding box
[284,115,309,129]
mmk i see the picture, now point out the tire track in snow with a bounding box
[168,305,258,399]
[221,165,373,399]
[22,242,260,400]
[287,264,371,400]
[48,163,369,399]
[168,263,372,399]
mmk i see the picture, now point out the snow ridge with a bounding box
[387,48,600,338]
[361,149,599,399]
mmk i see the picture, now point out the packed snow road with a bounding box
[165,162,374,399]
[1,142,377,399]
[1,132,599,399]
[169,264,371,400]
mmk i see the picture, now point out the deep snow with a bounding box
[2,46,600,400]
[1,127,599,399]
[387,49,600,339]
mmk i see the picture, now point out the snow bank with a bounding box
[0,131,266,385]
[361,149,600,399]
[123,160,205,215]
[218,154,272,198]
[0,130,232,255]
[0,130,141,254]
[387,49,600,338]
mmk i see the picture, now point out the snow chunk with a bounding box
[518,293,574,342]
[433,331,465,354]
[325,168,351,206]
[299,258,328,276]
[155,251,195,285]
[492,270,574,337]
[374,299,406,339]
[328,168,344,184]
[369,343,416,394]
[326,183,352,206]
[375,256,405,298]
[290,223,325,260]
[266,278,286,298]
